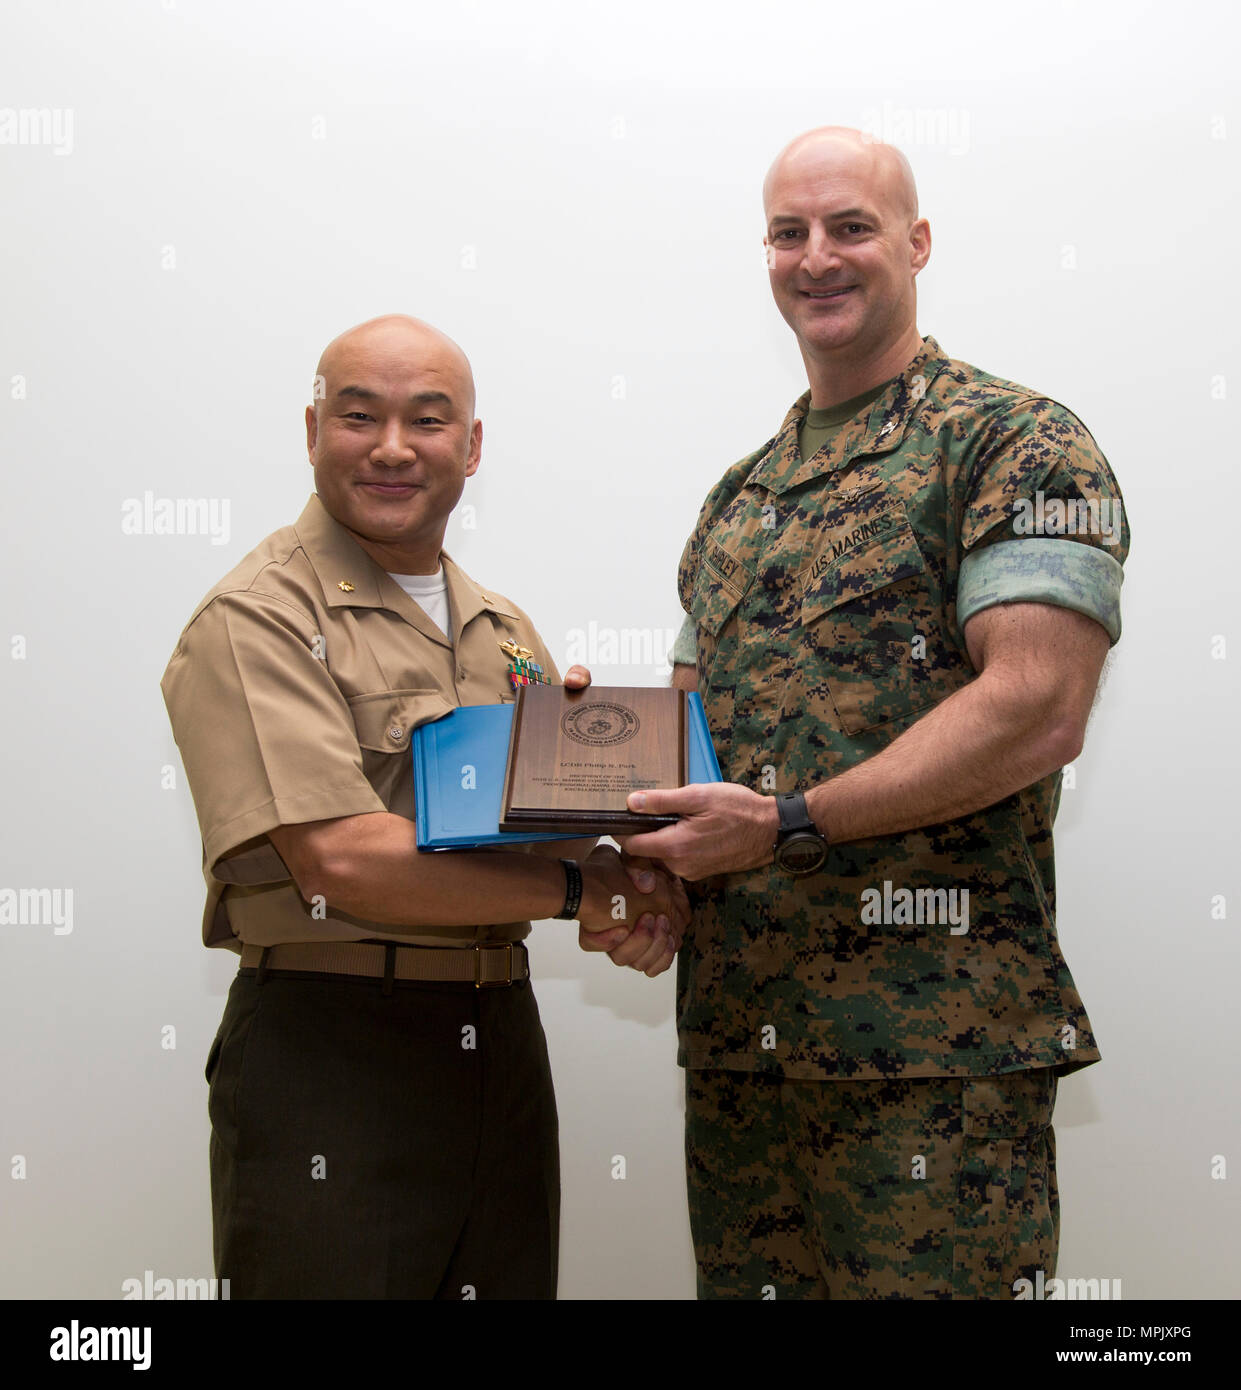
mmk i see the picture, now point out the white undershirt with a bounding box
[388,567,452,642]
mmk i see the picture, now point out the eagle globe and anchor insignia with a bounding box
[560,702,641,748]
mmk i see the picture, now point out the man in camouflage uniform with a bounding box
[623,127,1128,1299]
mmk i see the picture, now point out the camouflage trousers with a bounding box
[685,1067,1059,1300]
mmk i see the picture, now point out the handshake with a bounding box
[572,844,690,980]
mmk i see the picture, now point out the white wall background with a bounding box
[1,0,1237,1300]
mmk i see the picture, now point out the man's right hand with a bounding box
[576,845,689,977]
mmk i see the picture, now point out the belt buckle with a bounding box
[474,941,514,988]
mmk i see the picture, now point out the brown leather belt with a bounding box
[239,940,529,988]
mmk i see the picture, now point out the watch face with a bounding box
[777,833,827,876]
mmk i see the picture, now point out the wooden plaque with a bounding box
[500,685,687,835]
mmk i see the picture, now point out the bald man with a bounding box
[161,315,688,1299]
[622,129,1129,1298]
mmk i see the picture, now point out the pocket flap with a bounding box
[962,1070,1057,1139]
[348,688,456,752]
[802,512,926,622]
[692,564,749,639]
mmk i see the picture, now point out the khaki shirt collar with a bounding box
[748,334,953,496]
[294,492,389,610]
[293,493,517,647]
[441,551,520,632]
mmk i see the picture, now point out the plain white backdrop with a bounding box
[1,0,1237,1299]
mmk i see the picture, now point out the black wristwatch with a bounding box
[773,792,829,876]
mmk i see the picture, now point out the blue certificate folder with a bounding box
[412,693,722,850]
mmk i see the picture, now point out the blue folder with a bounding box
[413,693,722,850]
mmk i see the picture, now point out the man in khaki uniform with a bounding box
[625,129,1127,1298]
[162,314,687,1299]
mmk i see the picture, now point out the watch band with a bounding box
[776,791,815,835]
[773,791,829,877]
[555,858,583,920]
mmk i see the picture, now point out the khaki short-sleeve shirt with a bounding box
[161,493,560,953]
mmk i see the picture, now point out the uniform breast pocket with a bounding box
[801,512,954,734]
[691,548,752,658]
[347,689,456,791]
[689,552,752,757]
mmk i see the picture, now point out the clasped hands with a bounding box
[575,845,690,978]
[560,664,688,978]
[561,664,778,978]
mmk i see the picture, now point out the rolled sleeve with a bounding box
[161,593,386,875]
[956,396,1130,646]
[958,538,1125,644]
[671,613,697,665]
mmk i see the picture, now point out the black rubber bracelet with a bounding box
[555,858,583,920]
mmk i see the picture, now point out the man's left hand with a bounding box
[619,783,779,881]
[563,664,591,689]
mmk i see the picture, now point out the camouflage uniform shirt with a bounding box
[677,335,1128,1081]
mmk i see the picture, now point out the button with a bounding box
[387,726,404,742]
[457,668,467,680]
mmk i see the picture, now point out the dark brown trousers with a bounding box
[206,967,560,1299]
